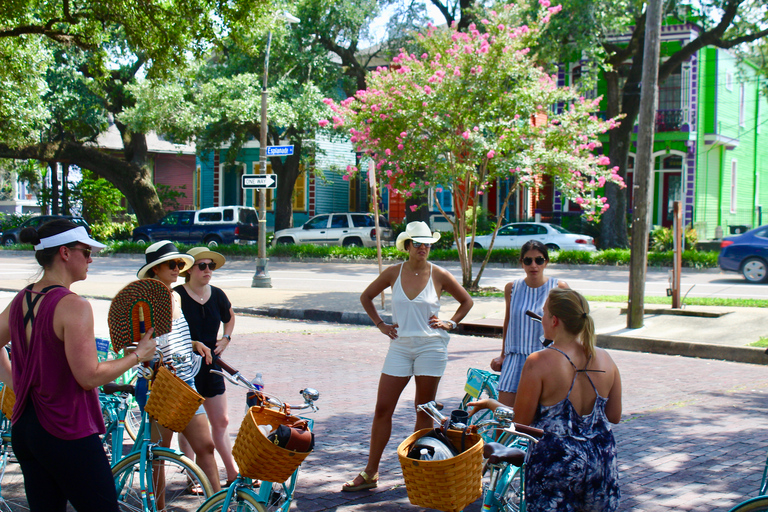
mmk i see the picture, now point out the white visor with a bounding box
[33,226,106,251]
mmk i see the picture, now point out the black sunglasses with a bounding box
[165,260,186,270]
[196,262,217,271]
[412,241,432,249]
[522,256,547,266]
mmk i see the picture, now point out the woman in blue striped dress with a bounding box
[491,240,568,406]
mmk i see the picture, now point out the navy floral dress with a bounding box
[524,347,620,512]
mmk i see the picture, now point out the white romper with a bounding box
[381,263,449,377]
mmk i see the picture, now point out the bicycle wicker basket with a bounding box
[144,364,204,432]
[0,384,15,421]
[232,405,312,483]
[397,428,483,512]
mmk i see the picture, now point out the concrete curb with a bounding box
[597,334,768,365]
[233,306,390,326]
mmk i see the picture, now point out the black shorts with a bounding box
[195,360,226,398]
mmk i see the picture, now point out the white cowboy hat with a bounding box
[136,241,195,279]
[180,247,226,277]
[396,221,441,252]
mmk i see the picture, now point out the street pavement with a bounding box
[0,252,768,510]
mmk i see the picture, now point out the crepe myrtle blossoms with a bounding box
[318,0,624,222]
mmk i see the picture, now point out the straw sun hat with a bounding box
[395,221,441,252]
[136,241,194,279]
[180,247,226,277]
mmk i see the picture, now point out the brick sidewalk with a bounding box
[219,326,768,512]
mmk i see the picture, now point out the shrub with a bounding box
[592,249,631,266]
[650,226,699,252]
[91,218,138,242]
[553,250,594,265]
[0,212,33,232]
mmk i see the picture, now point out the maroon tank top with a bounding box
[9,286,104,440]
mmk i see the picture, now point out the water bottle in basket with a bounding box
[246,372,264,407]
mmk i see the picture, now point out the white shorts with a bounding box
[381,336,449,378]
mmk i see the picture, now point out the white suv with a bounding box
[272,213,394,247]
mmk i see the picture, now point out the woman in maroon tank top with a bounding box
[0,220,156,512]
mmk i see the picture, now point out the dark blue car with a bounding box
[718,225,768,283]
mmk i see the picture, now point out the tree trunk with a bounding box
[0,141,165,225]
[49,162,59,215]
[271,139,303,232]
[61,162,69,215]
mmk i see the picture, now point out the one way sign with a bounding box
[241,174,277,189]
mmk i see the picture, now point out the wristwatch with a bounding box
[445,320,457,330]
[223,334,232,342]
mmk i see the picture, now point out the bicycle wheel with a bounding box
[729,497,768,512]
[197,489,266,512]
[494,463,523,512]
[0,434,28,511]
[123,373,141,442]
[112,449,213,511]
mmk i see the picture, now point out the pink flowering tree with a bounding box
[321,1,624,289]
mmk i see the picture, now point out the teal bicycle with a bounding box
[196,358,319,512]
[0,385,25,512]
[728,452,768,511]
[111,372,214,511]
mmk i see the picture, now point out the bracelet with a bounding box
[134,352,141,364]
[376,321,385,328]
[223,334,232,342]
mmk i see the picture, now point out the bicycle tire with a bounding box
[123,373,141,442]
[112,449,214,511]
[494,462,523,512]
[729,497,768,512]
[0,434,28,511]
[197,489,267,512]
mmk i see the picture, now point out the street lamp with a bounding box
[252,11,300,288]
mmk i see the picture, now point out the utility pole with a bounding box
[627,0,663,328]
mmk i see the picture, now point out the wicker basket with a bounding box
[232,406,312,483]
[0,385,15,421]
[144,365,204,432]
[397,428,483,512]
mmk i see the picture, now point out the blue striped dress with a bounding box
[498,277,559,393]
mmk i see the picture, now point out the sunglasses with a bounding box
[412,241,432,249]
[522,256,547,266]
[70,247,92,259]
[165,260,186,270]
[196,262,217,271]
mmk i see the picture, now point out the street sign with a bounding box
[242,174,277,189]
[266,145,294,157]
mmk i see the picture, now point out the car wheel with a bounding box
[343,238,363,247]
[133,235,150,245]
[545,244,560,251]
[276,237,293,245]
[467,243,483,250]
[741,257,768,283]
[205,236,222,248]
[2,237,15,247]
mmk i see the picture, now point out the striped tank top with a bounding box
[503,277,559,355]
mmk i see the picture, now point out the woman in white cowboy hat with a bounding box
[174,247,239,487]
[136,241,221,499]
[342,221,473,492]
[0,219,156,511]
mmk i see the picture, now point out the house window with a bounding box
[431,185,453,212]
[293,167,307,211]
[725,72,733,91]
[730,159,737,214]
[739,83,746,127]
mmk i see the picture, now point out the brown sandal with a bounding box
[341,471,378,492]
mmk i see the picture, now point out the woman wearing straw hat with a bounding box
[136,241,221,498]
[342,221,473,492]
[0,219,156,511]
[174,247,239,487]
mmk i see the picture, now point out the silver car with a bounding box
[458,222,596,252]
[272,213,394,248]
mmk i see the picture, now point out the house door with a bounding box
[661,172,682,228]
[223,164,243,206]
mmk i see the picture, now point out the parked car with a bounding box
[429,213,455,232]
[2,215,91,247]
[132,206,258,247]
[454,222,596,252]
[272,213,394,248]
[718,225,768,283]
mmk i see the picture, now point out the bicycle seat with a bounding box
[483,442,526,467]
[102,382,136,395]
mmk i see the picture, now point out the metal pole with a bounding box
[252,30,273,288]
[627,0,663,328]
[672,201,682,308]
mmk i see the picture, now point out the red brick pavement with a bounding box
[220,326,768,512]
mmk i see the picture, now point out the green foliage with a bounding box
[592,248,631,266]
[432,231,455,250]
[90,218,137,242]
[465,207,494,235]
[553,250,593,265]
[650,226,699,252]
[72,170,125,224]
[155,184,187,211]
[0,212,33,231]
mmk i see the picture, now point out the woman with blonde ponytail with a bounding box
[513,288,622,511]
